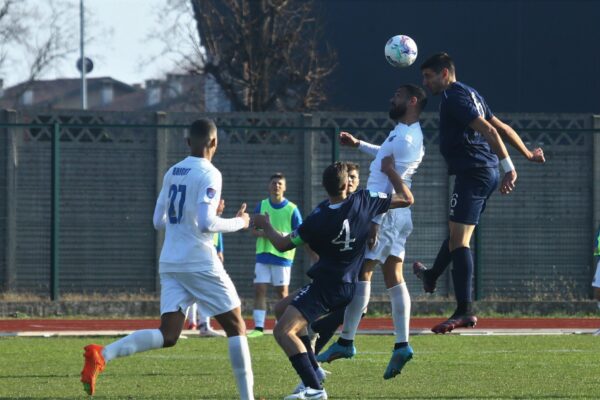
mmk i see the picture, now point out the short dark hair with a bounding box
[399,84,428,112]
[322,162,348,196]
[345,162,359,173]
[420,52,456,76]
[270,172,286,181]
[188,118,217,146]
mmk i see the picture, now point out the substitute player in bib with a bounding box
[318,85,427,380]
[415,53,545,334]
[248,173,302,338]
[80,119,255,400]
[253,158,414,400]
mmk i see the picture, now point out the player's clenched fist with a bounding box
[339,131,360,147]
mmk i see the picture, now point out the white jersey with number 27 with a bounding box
[156,156,222,272]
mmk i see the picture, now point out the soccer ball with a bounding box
[384,35,418,68]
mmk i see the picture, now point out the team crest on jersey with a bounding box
[206,188,217,199]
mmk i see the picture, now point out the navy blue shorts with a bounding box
[449,167,499,225]
[291,281,355,324]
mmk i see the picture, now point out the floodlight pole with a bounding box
[80,0,87,110]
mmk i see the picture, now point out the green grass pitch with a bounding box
[0,334,598,399]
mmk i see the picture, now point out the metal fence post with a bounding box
[4,110,17,292]
[331,127,339,163]
[51,122,61,301]
[154,112,168,293]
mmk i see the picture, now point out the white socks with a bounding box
[102,329,164,363]
[340,281,371,340]
[200,316,210,327]
[228,335,254,400]
[186,303,198,325]
[388,282,411,343]
[253,309,266,329]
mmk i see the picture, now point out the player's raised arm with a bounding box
[488,116,546,163]
[340,131,380,157]
[251,214,296,252]
[380,155,414,208]
[198,202,249,233]
[469,117,517,194]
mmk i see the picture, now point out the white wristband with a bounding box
[500,157,515,173]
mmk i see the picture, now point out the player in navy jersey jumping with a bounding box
[416,52,545,334]
[253,158,414,400]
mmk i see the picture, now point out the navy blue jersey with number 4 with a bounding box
[292,189,391,283]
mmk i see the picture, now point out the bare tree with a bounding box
[188,0,336,111]
[0,0,78,89]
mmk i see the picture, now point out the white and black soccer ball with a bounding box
[384,35,418,68]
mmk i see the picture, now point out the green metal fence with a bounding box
[0,112,597,302]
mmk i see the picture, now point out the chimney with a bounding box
[21,88,34,105]
[166,74,183,98]
[101,79,113,105]
[145,79,161,106]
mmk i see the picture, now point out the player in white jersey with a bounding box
[318,84,427,380]
[80,119,255,400]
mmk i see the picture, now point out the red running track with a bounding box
[0,317,599,332]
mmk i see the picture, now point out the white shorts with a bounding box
[365,207,413,263]
[254,262,291,286]
[160,269,241,318]
[592,260,600,288]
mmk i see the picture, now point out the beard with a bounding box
[388,104,407,121]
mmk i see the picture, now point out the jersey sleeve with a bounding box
[291,207,303,230]
[364,190,392,218]
[153,170,171,229]
[155,170,171,207]
[292,215,317,246]
[254,202,262,214]
[445,90,481,126]
[198,169,222,206]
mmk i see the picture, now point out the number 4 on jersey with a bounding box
[168,184,186,223]
[331,219,356,251]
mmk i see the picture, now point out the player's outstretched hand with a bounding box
[236,203,250,228]
[339,131,360,147]
[500,170,517,194]
[380,154,396,174]
[528,147,545,163]
[252,213,271,230]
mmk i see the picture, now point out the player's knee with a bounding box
[272,323,289,344]
[360,270,373,281]
[275,286,287,299]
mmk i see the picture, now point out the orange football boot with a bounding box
[80,344,106,395]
